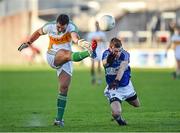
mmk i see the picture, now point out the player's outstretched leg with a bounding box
[77,39,97,58]
[71,51,90,62]
[71,40,97,61]
[54,41,97,66]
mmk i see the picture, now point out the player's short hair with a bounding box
[56,14,69,25]
[110,37,122,48]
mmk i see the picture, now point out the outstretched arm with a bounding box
[28,28,44,44]
[18,28,44,51]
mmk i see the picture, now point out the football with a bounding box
[98,15,115,31]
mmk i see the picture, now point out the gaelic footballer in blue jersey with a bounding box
[102,37,140,126]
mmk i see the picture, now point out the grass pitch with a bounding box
[0,65,180,132]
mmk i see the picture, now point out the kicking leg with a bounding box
[54,40,97,66]
[78,39,97,58]
[54,49,72,66]
[54,49,92,67]
[71,50,91,62]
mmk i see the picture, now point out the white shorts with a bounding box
[46,49,73,76]
[104,80,136,102]
[175,46,180,60]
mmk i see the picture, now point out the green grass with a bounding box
[0,65,180,132]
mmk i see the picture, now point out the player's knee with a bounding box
[59,85,69,94]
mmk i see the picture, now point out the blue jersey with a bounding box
[102,49,131,87]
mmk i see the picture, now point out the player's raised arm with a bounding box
[18,28,44,51]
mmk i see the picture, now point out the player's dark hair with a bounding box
[110,37,122,48]
[56,14,69,25]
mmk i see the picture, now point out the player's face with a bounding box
[56,23,67,33]
[111,46,123,57]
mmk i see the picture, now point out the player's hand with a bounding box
[108,80,119,90]
[18,42,30,51]
[106,52,116,66]
[78,39,91,48]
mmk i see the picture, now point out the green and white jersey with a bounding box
[42,21,78,51]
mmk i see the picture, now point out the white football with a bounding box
[98,15,115,31]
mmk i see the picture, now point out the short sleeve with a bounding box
[120,51,130,61]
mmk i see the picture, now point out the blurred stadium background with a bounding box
[1,0,180,67]
[1,0,180,132]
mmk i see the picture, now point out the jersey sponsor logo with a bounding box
[105,67,119,75]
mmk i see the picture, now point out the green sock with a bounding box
[57,93,67,120]
[71,51,90,62]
